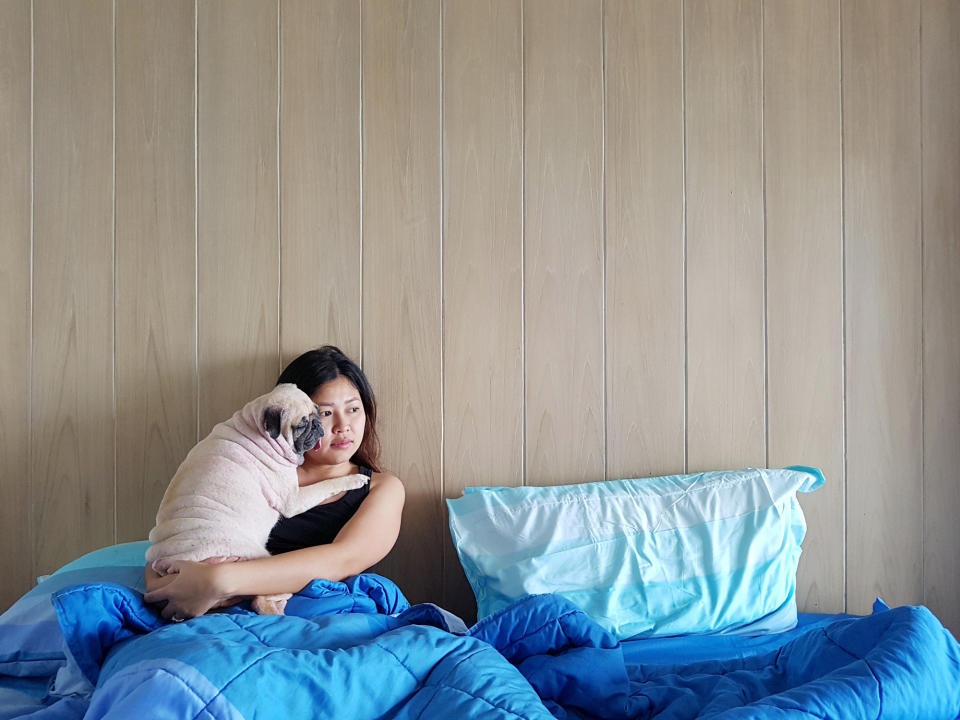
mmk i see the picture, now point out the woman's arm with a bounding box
[220,472,404,594]
[144,472,404,619]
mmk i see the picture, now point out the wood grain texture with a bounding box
[523,0,604,487]
[441,0,523,621]
[843,0,923,613]
[280,0,361,364]
[921,0,960,637]
[604,0,684,481]
[3,0,960,624]
[0,0,32,611]
[32,0,115,575]
[115,0,197,543]
[684,0,765,473]
[361,0,442,605]
[764,0,844,613]
[197,0,280,434]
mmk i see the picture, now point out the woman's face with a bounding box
[303,375,366,467]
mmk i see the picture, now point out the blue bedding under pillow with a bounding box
[447,466,824,639]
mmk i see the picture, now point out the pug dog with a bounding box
[146,383,368,615]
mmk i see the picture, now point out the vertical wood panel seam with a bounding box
[112,0,118,545]
[601,0,607,482]
[277,0,282,371]
[29,0,36,581]
[918,3,925,605]
[761,0,769,472]
[358,0,362,359]
[194,0,200,445]
[839,0,848,613]
[520,0,526,488]
[439,0,446,590]
[681,0,688,474]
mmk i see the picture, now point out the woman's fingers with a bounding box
[160,603,182,621]
[142,561,225,620]
[148,590,193,621]
[144,569,185,617]
[146,573,177,593]
[143,575,176,603]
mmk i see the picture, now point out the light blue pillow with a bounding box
[447,467,824,640]
[0,541,149,714]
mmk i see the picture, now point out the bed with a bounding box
[2,467,959,719]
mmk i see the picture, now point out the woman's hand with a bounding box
[143,561,238,621]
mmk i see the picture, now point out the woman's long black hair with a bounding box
[277,346,381,473]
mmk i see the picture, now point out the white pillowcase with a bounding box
[447,467,824,639]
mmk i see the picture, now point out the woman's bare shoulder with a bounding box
[368,471,404,496]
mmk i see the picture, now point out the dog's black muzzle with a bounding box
[292,414,324,455]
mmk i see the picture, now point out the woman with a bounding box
[144,346,405,620]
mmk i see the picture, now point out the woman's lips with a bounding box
[331,439,353,450]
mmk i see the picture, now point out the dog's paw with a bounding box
[284,473,372,516]
[252,593,290,615]
[339,473,370,491]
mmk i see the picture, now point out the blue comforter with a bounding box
[474,595,960,719]
[2,553,959,719]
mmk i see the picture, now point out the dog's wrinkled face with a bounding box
[260,383,325,459]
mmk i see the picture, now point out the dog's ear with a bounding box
[262,407,283,439]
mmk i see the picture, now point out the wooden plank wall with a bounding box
[921,0,960,636]
[361,0,444,604]
[605,0,684,481]
[685,0,766,474]
[115,0,197,544]
[1,0,958,637]
[843,0,924,615]
[280,0,362,364]
[764,0,844,612]
[441,0,524,610]
[524,0,605,487]
[0,0,32,605]
[31,0,115,581]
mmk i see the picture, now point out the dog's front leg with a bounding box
[281,473,370,517]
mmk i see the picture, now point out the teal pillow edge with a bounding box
[43,541,149,582]
[784,465,826,490]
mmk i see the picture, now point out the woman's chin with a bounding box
[304,448,352,467]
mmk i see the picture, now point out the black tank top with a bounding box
[266,466,373,555]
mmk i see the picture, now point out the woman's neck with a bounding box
[297,459,357,485]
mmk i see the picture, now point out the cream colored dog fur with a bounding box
[146,383,368,615]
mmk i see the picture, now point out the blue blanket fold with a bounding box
[4,567,960,719]
[284,572,411,616]
[476,594,960,720]
[51,583,163,686]
[630,604,960,719]
[51,572,414,687]
[471,594,631,718]
[50,579,554,720]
